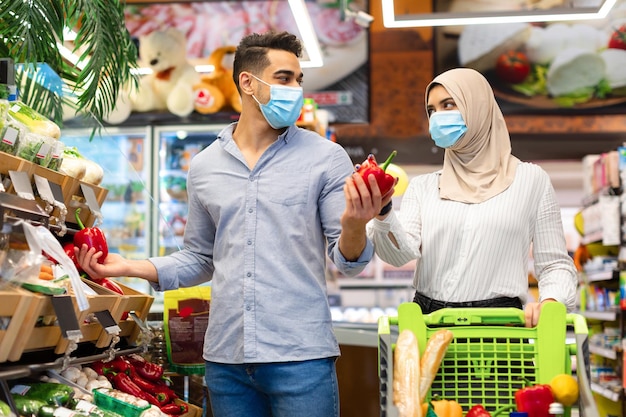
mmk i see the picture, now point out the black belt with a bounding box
[413,292,522,314]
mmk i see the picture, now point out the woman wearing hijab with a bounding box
[367,68,577,327]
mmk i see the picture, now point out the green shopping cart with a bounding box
[378,302,599,417]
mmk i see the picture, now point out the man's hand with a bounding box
[75,244,127,280]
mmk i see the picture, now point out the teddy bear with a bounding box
[193,46,242,114]
[103,28,200,124]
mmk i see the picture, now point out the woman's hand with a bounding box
[524,299,557,327]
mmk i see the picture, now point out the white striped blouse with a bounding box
[367,162,577,310]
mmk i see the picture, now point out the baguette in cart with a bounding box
[378,302,599,417]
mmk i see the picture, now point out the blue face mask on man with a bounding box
[428,110,468,148]
[251,75,304,129]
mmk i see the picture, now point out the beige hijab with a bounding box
[425,68,519,204]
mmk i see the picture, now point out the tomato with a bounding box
[608,25,626,50]
[495,50,531,84]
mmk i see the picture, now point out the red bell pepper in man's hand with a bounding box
[515,383,554,417]
[73,207,108,263]
[355,150,397,196]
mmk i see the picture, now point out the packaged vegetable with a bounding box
[47,140,65,171]
[0,117,26,156]
[8,100,61,139]
[17,132,47,163]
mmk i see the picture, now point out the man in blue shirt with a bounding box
[76,31,392,416]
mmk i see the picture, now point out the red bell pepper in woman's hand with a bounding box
[515,383,554,417]
[73,207,108,263]
[355,150,397,195]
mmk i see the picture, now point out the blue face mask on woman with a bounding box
[428,110,468,148]
[252,75,304,129]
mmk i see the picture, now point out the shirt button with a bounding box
[249,176,255,182]
[247,272,251,277]
[248,208,253,213]
[247,240,252,245]
[246,305,251,311]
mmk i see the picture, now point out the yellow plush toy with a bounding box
[193,46,242,114]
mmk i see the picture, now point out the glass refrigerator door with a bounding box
[60,126,153,293]
[152,125,228,257]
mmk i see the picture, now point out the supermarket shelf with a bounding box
[590,344,618,360]
[582,230,603,245]
[591,382,621,402]
[581,310,618,321]
[586,270,617,282]
[0,346,142,381]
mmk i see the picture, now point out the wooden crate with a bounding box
[0,285,36,362]
[55,280,121,353]
[0,151,35,194]
[18,292,64,358]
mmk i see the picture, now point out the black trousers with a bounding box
[413,291,523,314]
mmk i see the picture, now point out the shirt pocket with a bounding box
[267,165,311,206]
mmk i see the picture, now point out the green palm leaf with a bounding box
[0,0,137,128]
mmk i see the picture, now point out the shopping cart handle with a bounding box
[424,307,526,326]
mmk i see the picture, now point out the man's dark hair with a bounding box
[232,31,302,92]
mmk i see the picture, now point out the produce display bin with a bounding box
[55,280,120,353]
[0,151,108,228]
[85,279,154,347]
[378,302,598,417]
[113,281,154,345]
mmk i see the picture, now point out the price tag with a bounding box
[33,174,56,205]
[49,181,66,207]
[8,170,35,200]
[80,183,102,218]
[94,310,122,335]
[129,311,151,333]
[51,295,83,340]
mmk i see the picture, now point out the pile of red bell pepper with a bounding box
[91,355,189,415]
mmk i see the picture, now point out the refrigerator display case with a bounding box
[60,123,228,302]
[151,125,228,257]
[60,126,153,294]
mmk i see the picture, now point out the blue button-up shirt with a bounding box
[150,123,373,363]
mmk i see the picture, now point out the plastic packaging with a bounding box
[47,140,65,171]
[16,132,47,163]
[0,117,26,156]
[8,100,61,139]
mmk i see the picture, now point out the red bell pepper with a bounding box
[467,404,492,417]
[73,207,108,263]
[63,242,83,272]
[515,383,554,417]
[355,150,397,196]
